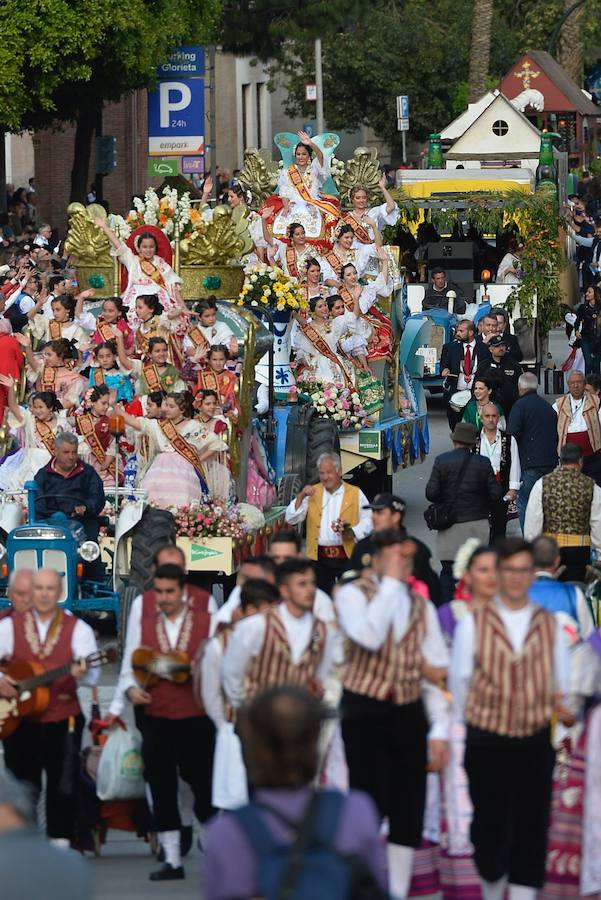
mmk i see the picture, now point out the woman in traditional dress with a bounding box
[93,217,186,319]
[327,295,370,374]
[116,333,185,396]
[194,389,233,501]
[20,335,87,411]
[261,215,313,282]
[496,238,524,285]
[91,297,135,353]
[130,292,185,366]
[337,247,394,362]
[461,377,505,430]
[344,176,399,247]
[291,296,359,387]
[304,257,328,304]
[115,391,227,507]
[29,294,90,359]
[228,184,265,264]
[72,385,123,488]
[87,341,134,404]
[321,223,377,287]
[196,345,239,419]
[0,376,72,490]
[273,131,339,241]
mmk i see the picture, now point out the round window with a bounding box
[492,120,509,136]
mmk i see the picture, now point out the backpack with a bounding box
[232,790,388,900]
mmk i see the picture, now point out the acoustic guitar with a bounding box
[132,646,191,689]
[0,648,117,739]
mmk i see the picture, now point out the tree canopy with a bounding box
[0,0,220,132]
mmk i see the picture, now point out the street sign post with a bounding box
[396,95,410,164]
[148,158,179,177]
[147,78,205,156]
[157,46,204,78]
[181,156,205,175]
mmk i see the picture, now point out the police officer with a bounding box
[475,334,523,417]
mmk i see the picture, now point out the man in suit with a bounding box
[425,422,502,601]
[440,319,490,430]
[571,217,601,290]
[423,267,466,313]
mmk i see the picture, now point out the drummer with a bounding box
[440,319,490,431]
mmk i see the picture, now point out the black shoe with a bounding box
[149,864,185,881]
[180,825,193,858]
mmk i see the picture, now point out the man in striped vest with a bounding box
[335,528,450,900]
[449,538,573,900]
[222,558,336,711]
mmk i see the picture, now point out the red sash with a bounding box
[48,320,62,341]
[139,258,167,290]
[285,246,301,280]
[324,250,343,278]
[339,286,394,363]
[96,319,117,343]
[158,419,205,477]
[41,366,56,391]
[35,419,56,454]
[187,326,209,351]
[300,323,354,389]
[142,363,162,393]
[287,166,340,221]
[343,213,372,245]
[76,412,117,480]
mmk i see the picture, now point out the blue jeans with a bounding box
[518,467,555,531]
[581,339,601,375]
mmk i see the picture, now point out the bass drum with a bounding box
[449,389,471,412]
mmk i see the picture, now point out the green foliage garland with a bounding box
[389,188,565,335]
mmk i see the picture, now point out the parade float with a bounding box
[63,137,430,519]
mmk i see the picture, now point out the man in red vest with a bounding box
[113,563,214,881]
[0,568,98,847]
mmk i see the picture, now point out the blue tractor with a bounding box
[0,481,120,619]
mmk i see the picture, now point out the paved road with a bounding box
[2,329,569,898]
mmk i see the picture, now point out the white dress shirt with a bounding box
[285,484,373,546]
[335,576,450,740]
[449,597,571,720]
[0,610,99,687]
[524,475,601,550]
[108,589,216,716]
[457,339,476,391]
[552,395,601,433]
[201,636,227,727]
[213,584,335,628]
[479,428,521,491]
[222,604,338,708]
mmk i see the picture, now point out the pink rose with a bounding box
[341,400,350,410]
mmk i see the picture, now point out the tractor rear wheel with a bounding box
[128,507,176,593]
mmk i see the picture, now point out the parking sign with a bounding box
[148,79,204,156]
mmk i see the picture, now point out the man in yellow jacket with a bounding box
[284,452,373,593]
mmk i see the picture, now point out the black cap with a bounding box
[488,335,507,347]
[363,493,406,515]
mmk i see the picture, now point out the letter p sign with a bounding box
[159,82,192,128]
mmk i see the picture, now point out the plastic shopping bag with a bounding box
[96,726,145,800]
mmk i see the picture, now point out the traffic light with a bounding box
[96,136,117,175]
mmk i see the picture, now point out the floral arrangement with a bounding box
[330,156,346,185]
[171,499,246,540]
[236,264,307,312]
[108,186,205,241]
[298,379,368,430]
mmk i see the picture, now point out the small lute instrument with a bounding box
[0,647,117,739]
[132,646,191,689]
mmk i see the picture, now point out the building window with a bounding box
[492,120,509,137]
